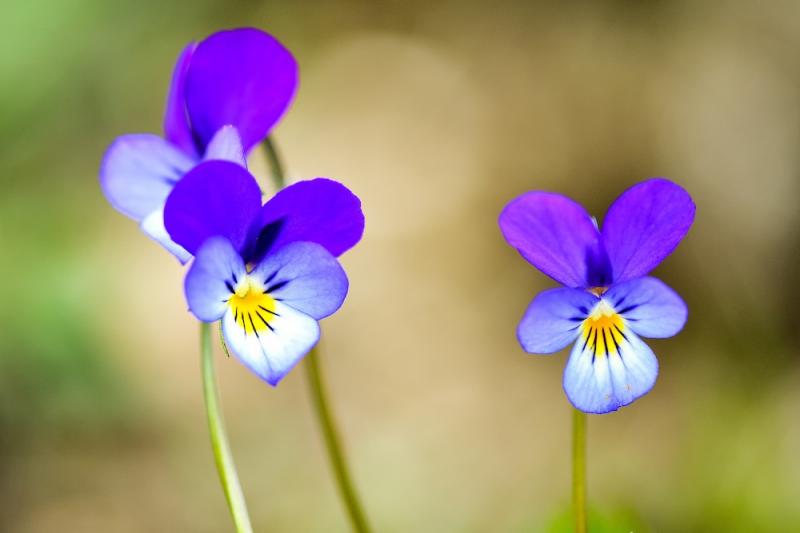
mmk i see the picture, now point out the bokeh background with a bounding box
[2,0,799,531]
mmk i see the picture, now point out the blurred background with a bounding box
[2,0,799,531]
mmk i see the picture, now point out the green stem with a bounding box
[306,347,372,533]
[263,136,372,533]
[572,408,587,533]
[263,136,286,191]
[200,322,254,533]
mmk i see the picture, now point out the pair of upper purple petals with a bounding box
[100,28,298,262]
[500,178,695,291]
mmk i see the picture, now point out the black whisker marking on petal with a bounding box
[577,305,589,315]
[232,272,238,284]
[613,295,627,308]
[258,305,280,317]
[568,316,585,322]
[265,279,289,293]
[613,323,629,342]
[225,280,236,294]
[248,313,259,338]
[264,270,279,285]
[605,328,620,354]
[581,327,591,352]
[234,308,239,322]
[617,304,639,315]
[254,310,271,328]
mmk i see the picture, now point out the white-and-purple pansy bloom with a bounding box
[499,178,695,414]
[100,28,298,263]
[163,160,364,386]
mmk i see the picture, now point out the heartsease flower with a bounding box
[499,179,695,414]
[163,160,364,385]
[100,27,298,262]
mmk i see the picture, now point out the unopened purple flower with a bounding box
[499,179,695,414]
[163,160,364,385]
[100,28,298,262]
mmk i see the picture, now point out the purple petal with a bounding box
[517,288,599,354]
[163,160,261,255]
[163,42,198,158]
[250,242,348,320]
[563,327,658,414]
[203,125,246,166]
[248,178,365,261]
[499,192,609,288]
[185,237,246,321]
[221,300,319,386]
[140,208,193,263]
[100,134,195,221]
[604,277,687,339]
[601,178,695,283]
[185,28,298,153]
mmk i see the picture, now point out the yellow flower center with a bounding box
[229,277,279,335]
[581,300,626,359]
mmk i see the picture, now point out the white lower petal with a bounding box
[221,301,320,386]
[563,326,658,414]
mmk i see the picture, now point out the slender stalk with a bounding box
[572,408,588,533]
[306,347,372,532]
[263,136,372,532]
[200,322,253,533]
[263,136,286,191]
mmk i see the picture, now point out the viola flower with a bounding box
[163,160,364,385]
[499,179,695,413]
[100,28,298,262]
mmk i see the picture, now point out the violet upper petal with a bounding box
[163,160,261,255]
[249,178,365,261]
[517,288,599,354]
[604,277,688,339]
[100,133,195,221]
[163,42,198,158]
[185,28,298,153]
[601,178,695,283]
[498,192,608,288]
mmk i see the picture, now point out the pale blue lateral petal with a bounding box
[249,242,348,320]
[563,328,658,414]
[604,277,688,339]
[100,134,196,220]
[202,125,246,166]
[221,301,320,386]
[140,208,193,264]
[184,237,246,322]
[517,288,598,354]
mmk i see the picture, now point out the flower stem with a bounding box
[262,136,372,533]
[572,408,588,533]
[306,347,372,532]
[200,322,253,533]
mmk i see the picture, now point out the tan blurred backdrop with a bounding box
[1,1,799,531]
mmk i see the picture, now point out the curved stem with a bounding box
[572,408,588,533]
[306,347,372,533]
[263,136,372,533]
[200,322,254,533]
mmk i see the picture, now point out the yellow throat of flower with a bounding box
[229,277,278,335]
[581,300,626,359]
